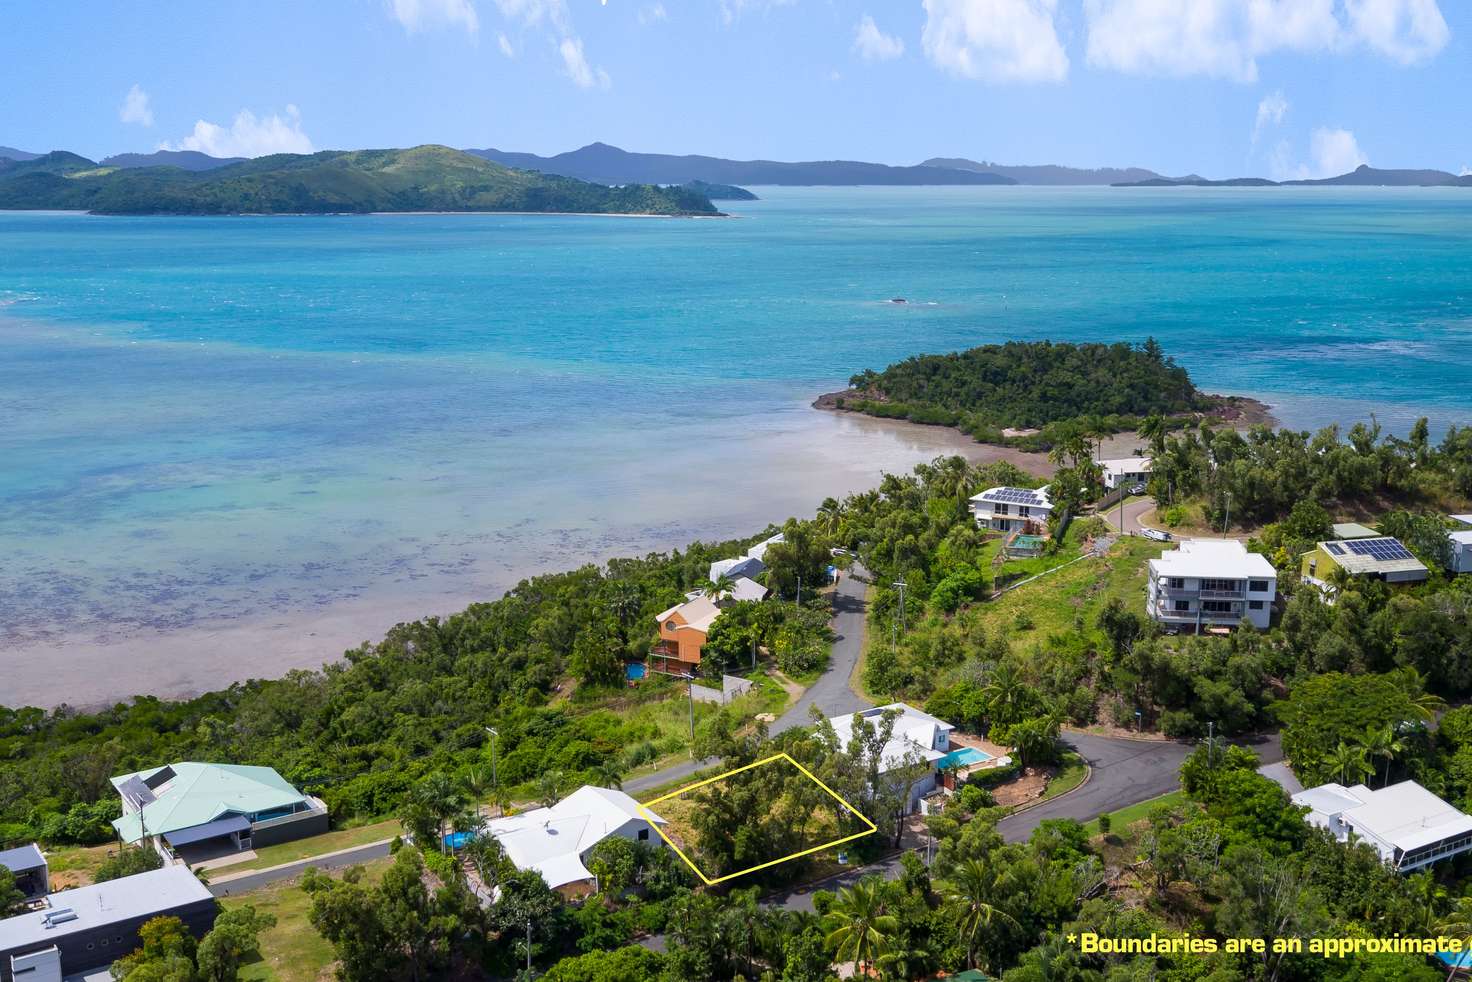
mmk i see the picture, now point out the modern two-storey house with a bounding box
[968,486,1053,535]
[1146,538,1277,631]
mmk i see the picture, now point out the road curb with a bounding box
[209,837,397,886]
[1005,761,1094,817]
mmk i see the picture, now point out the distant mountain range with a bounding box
[1117,165,1472,188]
[100,149,246,171]
[464,142,1016,186]
[921,157,1164,186]
[0,145,718,216]
[0,146,40,162]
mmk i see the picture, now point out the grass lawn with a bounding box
[1039,752,1088,802]
[40,843,116,889]
[1081,790,1186,836]
[231,857,393,982]
[226,819,402,873]
[972,535,1166,655]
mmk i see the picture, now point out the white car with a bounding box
[1141,527,1173,541]
[1129,483,1147,496]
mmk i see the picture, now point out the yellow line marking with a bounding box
[637,752,877,886]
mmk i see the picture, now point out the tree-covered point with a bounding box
[838,339,1216,438]
[0,145,720,216]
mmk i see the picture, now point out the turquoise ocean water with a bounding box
[3,186,1471,705]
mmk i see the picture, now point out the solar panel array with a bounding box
[984,488,1045,505]
[1345,537,1415,562]
[1325,542,1345,555]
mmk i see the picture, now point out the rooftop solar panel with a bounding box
[1326,542,1344,555]
[1345,537,1414,561]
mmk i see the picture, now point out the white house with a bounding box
[968,487,1053,535]
[1291,780,1472,872]
[825,704,955,813]
[1147,538,1277,631]
[483,786,666,897]
[1451,514,1472,575]
[1099,456,1151,491]
[707,531,785,584]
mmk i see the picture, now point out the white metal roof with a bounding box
[1292,780,1472,857]
[1150,538,1276,580]
[0,866,211,951]
[744,533,784,563]
[1449,514,1472,528]
[485,786,665,889]
[1099,457,1152,480]
[0,843,46,873]
[1331,522,1380,540]
[825,703,952,773]
[709,556,765,583]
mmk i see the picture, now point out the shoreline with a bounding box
[810,388,1279,442]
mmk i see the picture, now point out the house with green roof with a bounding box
[110,762,327,861]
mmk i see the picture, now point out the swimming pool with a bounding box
[936,747,993,769]
[444,831,477,850]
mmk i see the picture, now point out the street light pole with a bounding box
[485,727,499,816]
[1224,492,1232,534]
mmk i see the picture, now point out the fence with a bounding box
[690,674,757,705]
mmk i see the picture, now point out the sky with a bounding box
[2,0,1468,179]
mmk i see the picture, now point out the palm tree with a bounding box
[1393,667,1447,723]
[412,771,466,853]
[1434,895,1472,982]
[939,858,1019,971]
[706,573,737,603]
[1325,741,1373,787]
[981,663,1027,727]
[816,497,844,537]
[537,769,565,808]
[821,878,897,977]
[1362,724,1405,788]
[1139,413,1169,456]
[593,758,624,790]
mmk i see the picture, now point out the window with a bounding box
[1019,506,1030,517]
[1202,600,1237,613]
[1174,600,1190,612]
[994,503,1009,515]
[637,828,649,841]
[665,620,677,632]
[1169,577,1185,589]
[1201,578,1238,592]
[1249,579,1270,592]
[1249,600,1264,610]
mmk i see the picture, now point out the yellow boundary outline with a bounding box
[637,752,877,885]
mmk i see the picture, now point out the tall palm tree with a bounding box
[1325,741,1373,787]
[593,759,624,790]
[1362,724,1405,788]
[537,769,566,808]
[1393,667,1447,723]
[1139,413,1169,456]
[938,858,1019,971]
[982,663,1027,727]
[706,573,737,602]
[1434,895,1472,982]
[816,497,844,537]
[821,878,898,977]
[413,771,466,853]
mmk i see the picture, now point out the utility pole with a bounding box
[796,574,801,606]
[1224,492,1232,534]
[485,727,499,816]
[525,916,532,975]
[1207,721,1214,768]
[686,674,696,756]
[893,580,907,632]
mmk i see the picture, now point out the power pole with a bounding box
[893,580,907,631]
[1224,492,1232,534]
[796,574,801,606]
[526,916,532,975]
[485,727,499,816]
[1207,721,1214,768]
[687,674,696,756]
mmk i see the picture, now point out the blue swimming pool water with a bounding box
[626,663,647,681]
[444,831,476,850]
[937,747,993,769]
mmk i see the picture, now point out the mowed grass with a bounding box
[1081,790,1186,836]
[231,856,393,982]
[227,819,402,873]
[1039,752,1088,802]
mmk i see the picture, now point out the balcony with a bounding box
[1198,588,1244,599]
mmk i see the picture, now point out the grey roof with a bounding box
[163,814,251,848]
[0,843,46,874]
[1318,536,1428,577]
[1331,522,1380,540]
[0,866,211,952]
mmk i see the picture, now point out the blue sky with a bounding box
[2,1,1468,178]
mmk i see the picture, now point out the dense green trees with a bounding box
[845,339,1209,436]
[109,908,274,982]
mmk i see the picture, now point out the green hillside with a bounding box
[0,144,720,216]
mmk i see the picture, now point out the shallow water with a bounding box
[3,186,1470,707]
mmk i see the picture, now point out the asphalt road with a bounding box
[625,565,874,796]
[208,839,393,897]
[1100,495,1156,534]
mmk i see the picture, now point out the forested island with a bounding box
[816,339,1262,450]
[0,145,720,216]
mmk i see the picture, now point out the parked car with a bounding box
[1141,527,1173,541]
[1129,483,1147,496]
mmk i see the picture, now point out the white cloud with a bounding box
[1084,0,1448,81]
[497,31,516,55]
[1344,0,1448,64]
[388,0,479,34]
[921,0,1068,83]
[119,84,154,127]
[1305,127,1368,177]
[1269,126,1368,180]
[1252,89,1288,143]
[494,0,569,31]
[719,0,797,27]
[854,14,905,61]
[160,105,314,159]
[559,36,610,88]
[638,2,667,25]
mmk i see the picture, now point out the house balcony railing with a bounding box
[1198,588,1245,599]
